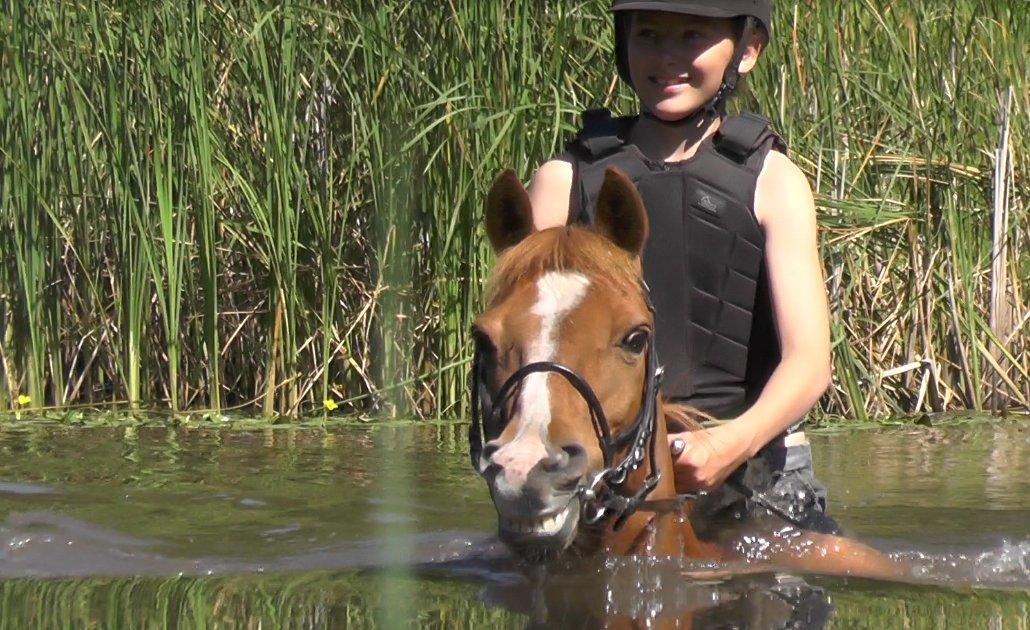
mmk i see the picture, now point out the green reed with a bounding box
[0,0,1026,419]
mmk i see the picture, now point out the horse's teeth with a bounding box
[504,508,569,535]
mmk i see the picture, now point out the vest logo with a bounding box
[692,188,724,216]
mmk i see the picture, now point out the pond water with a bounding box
[0,418,1026,627]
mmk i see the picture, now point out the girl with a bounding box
[529,0,840,537]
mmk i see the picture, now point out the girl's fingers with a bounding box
[670,437,688,457]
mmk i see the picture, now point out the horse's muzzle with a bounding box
[480,440,591,560]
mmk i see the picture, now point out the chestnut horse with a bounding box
[470,167,901,579]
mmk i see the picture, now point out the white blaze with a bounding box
[515,271,590,440]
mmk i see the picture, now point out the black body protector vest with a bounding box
[563,109,786,418]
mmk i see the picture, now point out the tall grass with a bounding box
[0,0,1026,419]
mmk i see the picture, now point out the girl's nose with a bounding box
[657,39,690,68]
[656,38,678,62]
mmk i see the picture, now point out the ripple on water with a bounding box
[894,539,1030,587]
[0,420,1026,625]
[0,481,54,496]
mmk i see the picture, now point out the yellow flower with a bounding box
[16,394,31,406]
[323,398,338,411]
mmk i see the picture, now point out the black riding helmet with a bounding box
[611,0,772,118]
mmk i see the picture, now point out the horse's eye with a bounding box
[620,328,650,355]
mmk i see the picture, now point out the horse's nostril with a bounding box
[482,441,501,462]
[540,450,567,473]
[562,443,587,463]
[545,444,588,490]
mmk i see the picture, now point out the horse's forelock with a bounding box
[485,227,641,304]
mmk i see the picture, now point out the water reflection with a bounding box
[2,565,1026,628]
[470,558,836,628]
[0,419,1027,627]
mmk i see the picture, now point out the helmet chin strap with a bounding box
[639,16,757,126]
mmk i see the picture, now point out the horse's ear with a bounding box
[594,167,648,255]
[485,169,534,253]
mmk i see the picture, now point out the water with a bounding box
[0,419,1026,627]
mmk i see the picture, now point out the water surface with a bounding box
[0,418,1026,627]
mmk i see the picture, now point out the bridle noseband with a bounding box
[469,287,668,530]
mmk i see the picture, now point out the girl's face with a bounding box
[626,12,752,121]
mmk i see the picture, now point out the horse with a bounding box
[468,166,903,582]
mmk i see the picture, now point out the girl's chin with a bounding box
[645,103,703,122]
[640,91,708,119]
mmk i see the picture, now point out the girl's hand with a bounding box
[667,421,756,493]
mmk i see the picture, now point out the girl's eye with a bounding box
[634,28,658,40]
[620,329,650,355]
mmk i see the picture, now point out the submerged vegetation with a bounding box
[2,571,1027,629]
[0,0,1026,419]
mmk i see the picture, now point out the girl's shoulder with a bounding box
[529,160,575,230]
[564,108,638,163]
[760,149,806,179]
[529,109,636,229]
[755,148,816,226]
[714,112,786,164]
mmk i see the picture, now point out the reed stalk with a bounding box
[0,0,1025,419]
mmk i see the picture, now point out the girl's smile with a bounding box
[652,75,693,94]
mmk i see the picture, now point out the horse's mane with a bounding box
[663,401,708,432]
[486,226,641,303]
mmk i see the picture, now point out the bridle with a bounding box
[468,280,814,534]
[469,286,673,531]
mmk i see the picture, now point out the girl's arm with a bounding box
[738,150,832,448]
[527,159,574,229]
[670,151,831,491]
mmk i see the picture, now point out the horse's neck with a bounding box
[606,401,707,557]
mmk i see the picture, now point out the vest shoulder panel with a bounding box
[562,109,784,416]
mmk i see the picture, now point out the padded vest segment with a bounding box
[564,110,784,417]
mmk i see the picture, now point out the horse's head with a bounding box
[471,167,675,562]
